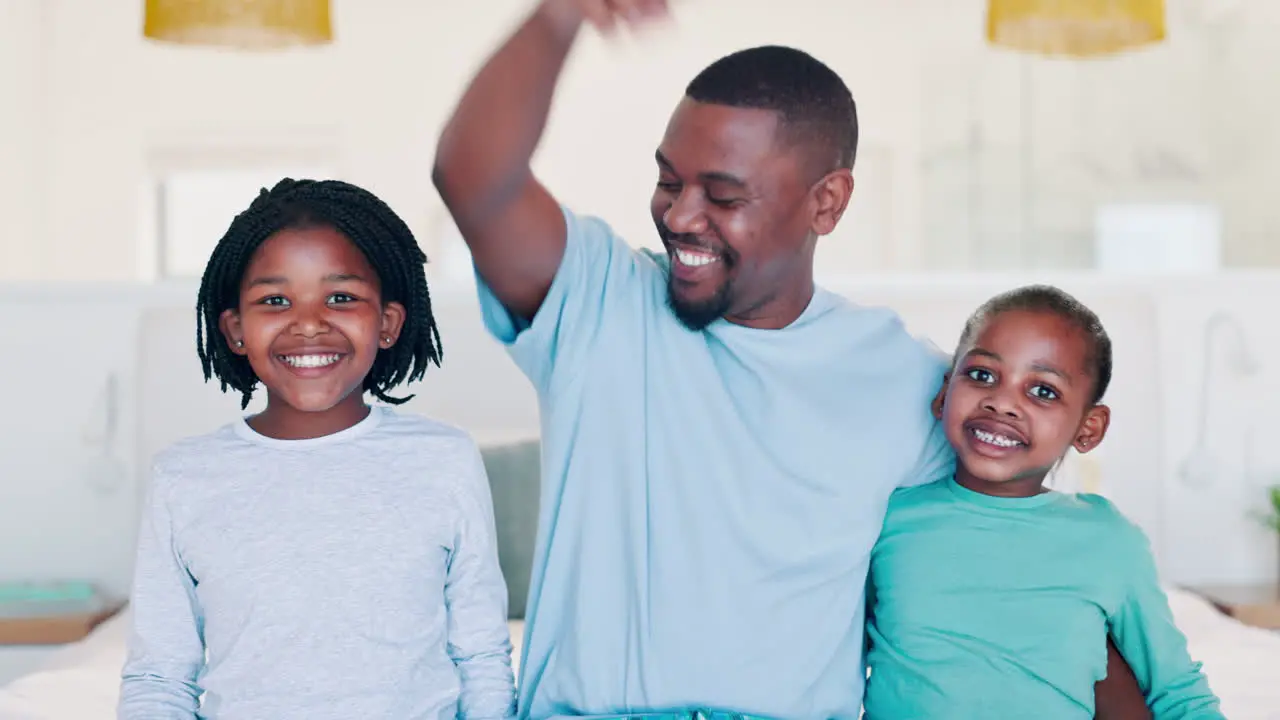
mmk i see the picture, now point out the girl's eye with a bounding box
[1030,384,1059,401]
[261,296,289,307]
[965,368,993,384]
[327,292,356,304]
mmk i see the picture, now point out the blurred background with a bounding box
[0,0,1278,712]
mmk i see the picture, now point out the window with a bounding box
[144,165,335,280]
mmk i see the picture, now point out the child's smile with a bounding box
[218,225,405,440]
[275,350,350,380]
[936,309,1109,497]
[964,418,1028,454]
[279,352,344,371]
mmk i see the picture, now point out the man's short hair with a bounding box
[686,45,859,172]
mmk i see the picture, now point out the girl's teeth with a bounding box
[282,354,340,368]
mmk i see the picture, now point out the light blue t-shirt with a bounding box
[864,478,1224,719]
[476,207,953,720]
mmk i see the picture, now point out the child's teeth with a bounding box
[283,354,340,368]
[972,428,1020,447]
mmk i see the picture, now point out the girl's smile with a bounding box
[219,225,405,440]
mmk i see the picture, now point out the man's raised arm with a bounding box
[432,0,668,320]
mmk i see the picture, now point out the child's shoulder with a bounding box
[886,478,952,511]
[152,423,242,474]
[374,408,477,449]
[370,409,492,476]
[1057,491,1126,519]
[1057,492,1149,542]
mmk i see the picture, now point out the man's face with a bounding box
[650,98,848,330]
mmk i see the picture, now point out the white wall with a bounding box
[1,0,1279,594]
[0,284,189,595]
[2,0,1279,284]
[1,273,1276,597]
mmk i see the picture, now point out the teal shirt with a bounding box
[865,478,1223,720]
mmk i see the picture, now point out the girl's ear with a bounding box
[219,309,247,355]
[1073,404,1111,454]
[378,301,407,349]
[931,373,950,421]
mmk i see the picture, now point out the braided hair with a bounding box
[196,178,442,409]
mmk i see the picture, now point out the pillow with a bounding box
[479,440,541,619]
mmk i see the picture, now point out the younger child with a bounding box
[119,179,516,719]
[863,285,1222,719]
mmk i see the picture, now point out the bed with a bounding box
[1,588,1277,718]
[0,612,526,719]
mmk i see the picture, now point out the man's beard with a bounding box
[658,221,735,331]
[666,276,733,332]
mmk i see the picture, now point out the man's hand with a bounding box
[434,0,676,320]
[539,0,672,36]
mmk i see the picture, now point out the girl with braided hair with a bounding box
[119,178,516,719]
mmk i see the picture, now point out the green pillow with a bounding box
[478,440,541,619]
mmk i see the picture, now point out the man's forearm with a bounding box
[433,1,581,220]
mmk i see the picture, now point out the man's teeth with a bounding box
[674,248,718,267]
[971,428,1022,448]
[282,354,341,368]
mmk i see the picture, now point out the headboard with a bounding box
[133,280,1170,598]
[132,296,544,616]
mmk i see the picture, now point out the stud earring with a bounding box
[235,340,244,348]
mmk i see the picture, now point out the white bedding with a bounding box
[0,591,1275,718]
[0,615,525,719]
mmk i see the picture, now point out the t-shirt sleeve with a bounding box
[118,463,204,718]
[1107,518,1225,719]
[474,205,641,394]
[898,341,954,488]
[444,440,517,719]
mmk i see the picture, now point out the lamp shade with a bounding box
[987,0,1165,57]
[143,0,332,49]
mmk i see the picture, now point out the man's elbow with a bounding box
[431,155,463,209]
[431,155,508,231]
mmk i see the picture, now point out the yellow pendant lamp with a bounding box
[143,0,333,50]
[987,0,1166,57]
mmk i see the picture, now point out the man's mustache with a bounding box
[657,222,736,266]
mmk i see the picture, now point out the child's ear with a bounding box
[218,309,248,356]
[931,373,950,421]
[1073,404,1111,454]
[378,301,407,349]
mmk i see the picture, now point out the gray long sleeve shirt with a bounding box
[118,407,516,719]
